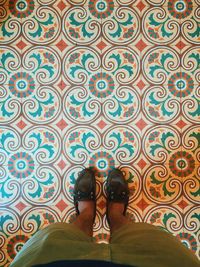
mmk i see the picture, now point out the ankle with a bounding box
[108,202,128,233]
[73,220,93,237]
[108,202,124,217]
[78,200,94,212]
[73,212,94,237]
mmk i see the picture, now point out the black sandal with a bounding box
[106,168,129,225]
[73,168,96,220]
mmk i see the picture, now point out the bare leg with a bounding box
[73,201,95,237]
[108,202,129,234]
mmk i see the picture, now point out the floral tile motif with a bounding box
[0,164,22,207]
[182,205,200,256]
[0,2,22,46]
[182,165,200,205]
[100,3,142,46]
[142,5,181,46]
[0,0,200,264]
[143,205,184,234]
[0,208,21,264]
[142,204,200,257]
[21,46,62,85]
[62,3,101,45]
[142,83,182,124]
[63,85,102,124]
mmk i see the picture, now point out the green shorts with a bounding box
[10,222,199,267]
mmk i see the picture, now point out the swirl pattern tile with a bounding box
[0,0,199,264]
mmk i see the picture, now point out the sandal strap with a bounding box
[73,168,96,217]
[106,169,130,225]
[75,190,95,201]
[107,189,129,203]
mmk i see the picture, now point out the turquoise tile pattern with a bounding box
[0,0,199,265]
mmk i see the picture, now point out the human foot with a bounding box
[73,168,96,236]
[106,169,129,233]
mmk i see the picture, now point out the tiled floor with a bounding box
[0,0,200,265]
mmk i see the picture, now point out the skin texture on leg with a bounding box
[73,201,95,237]
[108,202,129,234]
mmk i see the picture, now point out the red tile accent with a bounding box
[177,200,188,210]
[15,201,27,212]
[136,39,147,52]
[138,159,147,169]
[16,120,27,130]
[136,1,146,12]
[97,119,107,130]
[16,40,27,50]
[136,118,147,131]
[57,1,66,12]
[57,80,67,90]
[97,40,107,51]
[57,159,66,170]
[137,79,146,90]
[56,40,68,52]
[56,199,68,212]
[136,198,149,211]
[98,199,105,210]
[176,119,187,129]
[176,40,187,50]
[56,119,68,130]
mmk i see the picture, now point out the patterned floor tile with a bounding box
[62,3,102,46]
[0,46,22,86]
[183,205,200,259]
[128,192,144,223]
[142,165,184,205]
[21,165,61,206]
[62,46,101,86]
[102,46,140,85]
[180,2,199,45]
[183,166,200,205]
[0,249,10,267]
[181,125,200,165]
[1,0,200,264]
[142,6,181,46]
[102,96,142,125]
[101,4,142,47]
[0,2,22,46]
[142,204,190,253]
[180,42,199,125]
[180,46,200,86]
[143,204,184,231]
[0,126,22,166]
[0,86,22,126]
[0,164,21,207]
[181,92,200,125]
[63,125,102,168]
[21,47,62,85]
[142,47,181,85]
[20,4,62,46]
[22,96,63,125]
[0,207,21,264]
[99,124,142,174]
[63,84,102,124]
[142,124,182,164]
[20,125,62,164]
[142,83,182,124]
